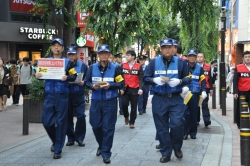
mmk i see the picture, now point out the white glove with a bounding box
[168,78,180,87]
[182,87,189,95]
[153,77,165,86]
[201,91,207,99]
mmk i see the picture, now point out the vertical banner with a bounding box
[77,47,88,65]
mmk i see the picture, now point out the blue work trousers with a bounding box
[152,94,185,157]
[138,85,149,113]
[42,93,69,154]
[66,90,86,142]
[89,98,117,158]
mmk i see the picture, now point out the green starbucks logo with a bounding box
[76,36,86,47]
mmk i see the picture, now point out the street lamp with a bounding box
[220,2,227,116]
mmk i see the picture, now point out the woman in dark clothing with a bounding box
[0,59,10,111]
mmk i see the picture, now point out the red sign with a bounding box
[38,59,64,68]
[80,28,94,48]
[10,0,39,13]
[79,52,85,62]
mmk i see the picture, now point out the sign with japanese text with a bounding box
[37,59,65,80]
[77,47,88,65]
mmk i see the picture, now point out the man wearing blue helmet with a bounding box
[65,46,88,147]
[183,49,206,140]
[144,38,191,163]
[84,44,124,164]
[36,38,77,159]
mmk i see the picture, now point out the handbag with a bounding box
[3,76,12,86]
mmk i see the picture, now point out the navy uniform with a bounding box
[65,46,88,147]
[114,53,123,115]
[85,44,124,164]
[39,38,77,159]
[183,49,206,140]
[137,55,149,114]
[144,38,191,163]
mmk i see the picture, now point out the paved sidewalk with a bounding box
[0,94,234,166]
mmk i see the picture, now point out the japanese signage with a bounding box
[10,0,39,13]
[77,47,88,65]
[20,27,56,40]
[37,59,65,80]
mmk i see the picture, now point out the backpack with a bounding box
[20,65,34,76]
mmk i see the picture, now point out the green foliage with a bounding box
[28,79,45,101]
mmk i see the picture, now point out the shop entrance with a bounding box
[16,44,43,64]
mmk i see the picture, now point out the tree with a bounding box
[81,0,174,54]
[32,0,77,47]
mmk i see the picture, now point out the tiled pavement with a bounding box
[0,87,240,166]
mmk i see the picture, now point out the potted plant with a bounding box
[27,79,45,123]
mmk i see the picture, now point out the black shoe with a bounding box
[143,110,146,113]
[96,147,101,156]
[76,140,85,147]
[66,142,74,146]
[183,135,188,140]
[156,144,161,149]
[204,121,211,127]
[139,112,143,115]
[103,158,111,164]
[53,153,61,159]
[190,136,196,139]
[119,111,123,115]
[160,156,171,163]
[51,144,54,152]
[174,149,183,159]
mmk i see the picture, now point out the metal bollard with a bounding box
[221,87,226,116]
[241,102,249,113]
[23,95,29,135]
[240,95,247,112]
[212,84,216,109]
[234,97,237,123]
[240,128,250,166]
[241,112,250,129]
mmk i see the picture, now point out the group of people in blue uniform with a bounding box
[36,37,213,164]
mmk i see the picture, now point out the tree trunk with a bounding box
[63,0,74,48]
[48,0,63,38]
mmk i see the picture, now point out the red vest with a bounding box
[203,63,211,89]
[122,62,140,88]
[237,64,250,91]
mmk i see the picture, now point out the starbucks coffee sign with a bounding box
[20,27,57,40]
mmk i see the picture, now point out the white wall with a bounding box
[238,0,250,41]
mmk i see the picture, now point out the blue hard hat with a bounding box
[187,49,197,56]
[66,46,77,54]
[172,39,178,46]
[51,38,64,45]
[160,38,173,47]
[97,44,110,53]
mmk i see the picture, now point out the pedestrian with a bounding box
[137,54,149,115]
[211,60,218,84]
[9,59,20,106]
[0,59,10,111]
[233,51,250,129]
[114,53,123,115]
[175,45,187,61]
[226,68,235,93]
[196,53,213,127]
[120,50,144,128]
[84,44,124,164]
[144,38,191,163]
[17,57,35,96]
[65,46,88,147]
[35,38,77,159]
[183,49,206,140]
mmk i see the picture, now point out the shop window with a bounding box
[19,51,29,60]
[11,13,42,23]
[32,52,41,64]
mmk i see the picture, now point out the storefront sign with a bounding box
[37,59,65,80]
[76,36,86,47]
[77,47,88,64]
[20,27,56,40]
[10,0,39,13]
[77,11,90,28]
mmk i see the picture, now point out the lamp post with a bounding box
[220,0,227,115]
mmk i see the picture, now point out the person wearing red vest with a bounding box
[120,50,144,129]
[176,45,187,61]
[196,53,213,127]
[233,51,250,129]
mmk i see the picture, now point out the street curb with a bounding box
[210,111,233,166]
